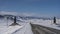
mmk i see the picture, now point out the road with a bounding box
[31,24,60,34]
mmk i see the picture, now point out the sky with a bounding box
[0,0,60,17]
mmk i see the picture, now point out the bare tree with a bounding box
[10,16,19,26]
[53,17,56,24]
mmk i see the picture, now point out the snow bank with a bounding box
[2,25,23,34]
[0,19,33,34]
[13,23,33,34]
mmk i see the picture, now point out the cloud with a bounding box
[0,11,18,16]
[21,12,36,16]
[0,11,55,18]
[0,11,36,16]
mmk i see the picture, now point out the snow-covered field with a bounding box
[26,19,60,30]
[0,17,60,34]
[0,18,33,34]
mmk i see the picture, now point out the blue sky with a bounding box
[0,0,60,17]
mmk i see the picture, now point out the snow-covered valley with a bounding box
[0,15,60,34]
[0,17,33,34]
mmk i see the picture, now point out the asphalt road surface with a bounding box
[31,24,60,34]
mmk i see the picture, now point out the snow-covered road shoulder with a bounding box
[31,21,60,30]
[2,25,23,34]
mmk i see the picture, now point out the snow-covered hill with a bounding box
[0,12,60,34]
[0,18,33,34]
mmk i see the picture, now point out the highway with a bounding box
[31,24,60,34]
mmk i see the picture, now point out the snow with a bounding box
[0,17,60,34]
[0,26,7,34]
[0,19,33,34]
[12,23,33,34]
[0,11,60,34]
[26,19,60,30]
[2,25,23,34]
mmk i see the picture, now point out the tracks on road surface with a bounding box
[31,24,60,34]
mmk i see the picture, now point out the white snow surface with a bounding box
[0,19,33,34]
[26,19,60,30]
[0,18,60,34]
[2,25,23,34]
[12,23,33,34]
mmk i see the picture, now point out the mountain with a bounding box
[0,14,51,20]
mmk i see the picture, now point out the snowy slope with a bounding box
[0,18,33,34]
[2,25,23,34]
[0,15,60,34]
[0,23,33,34]
[12,23,33,34]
